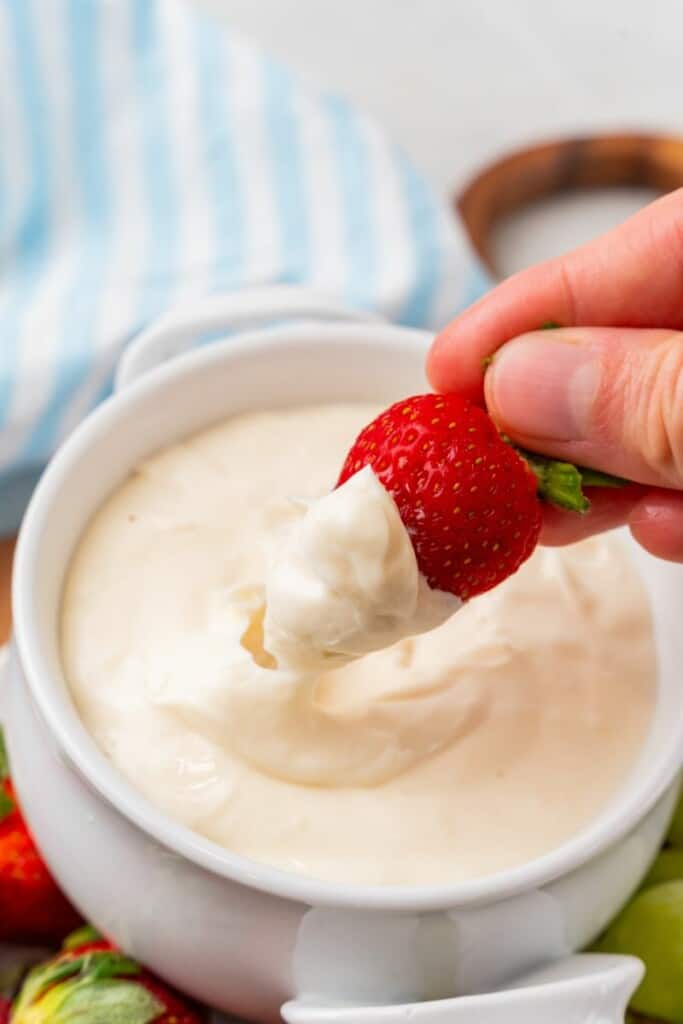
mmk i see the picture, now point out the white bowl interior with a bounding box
[13,321,683,909]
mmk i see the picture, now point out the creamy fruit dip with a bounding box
[61,403,656,886]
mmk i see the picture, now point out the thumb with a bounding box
[484,326,683,489]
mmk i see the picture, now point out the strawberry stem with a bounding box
[519,448,625,513]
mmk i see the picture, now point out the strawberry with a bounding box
[0,1000,9,1023]
[338,393,619,599]
[10,926,204,1023]
[0,728,82,944]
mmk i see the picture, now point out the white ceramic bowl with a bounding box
[5,287,683,1023]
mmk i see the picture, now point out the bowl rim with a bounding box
[11,322,683,912]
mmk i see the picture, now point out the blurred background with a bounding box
[198,0,677,274]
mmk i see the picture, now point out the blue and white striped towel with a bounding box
[0,0,490,535]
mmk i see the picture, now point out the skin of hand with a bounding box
[428,187,683,562]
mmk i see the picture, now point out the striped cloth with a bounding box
[0,0,490,534]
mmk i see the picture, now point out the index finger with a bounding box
[428,186,683,401]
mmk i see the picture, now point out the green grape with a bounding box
[642,850,683,891]
[595,880,683,1021]
[669,789,683,848]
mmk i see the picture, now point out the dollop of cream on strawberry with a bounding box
[262,466,459,670]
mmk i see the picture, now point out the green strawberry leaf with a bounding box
[540,320,561,329]
[0,786,15,822]
[51,979,163,1024]
[578,466,625,489]
[522,451,590,513]
[62,926,103,951]
[12,959,83,1015]
[13,951,141,1013]
[0,727,9,783]
[509,443,626,513]
[87,953,140,983]
[0,729,12,823]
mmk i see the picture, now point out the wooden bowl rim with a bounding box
[457,132,683,276]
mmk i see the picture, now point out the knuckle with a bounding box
[554,259,578,325]
[622,333,683,483]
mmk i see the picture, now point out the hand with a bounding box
[428,188,683,561]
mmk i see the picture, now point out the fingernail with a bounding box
[487,334,600,441]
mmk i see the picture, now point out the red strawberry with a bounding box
[0,999,9,1023]
[0,728,82,944]
[338,393,618,599]
[10,927,204,1023]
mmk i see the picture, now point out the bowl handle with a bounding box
[281,954,643,1024]
[114,285,381,392]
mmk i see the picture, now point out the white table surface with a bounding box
[195,0,682,275]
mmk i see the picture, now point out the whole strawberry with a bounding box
[338,393,615,599]
[10,926,204,1023]
[0,728,82,944]
[0,999,9,1024]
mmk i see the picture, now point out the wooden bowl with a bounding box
[457,133,683,278]
[0,537,15,643]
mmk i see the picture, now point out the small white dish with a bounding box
[5,286,682,1022]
